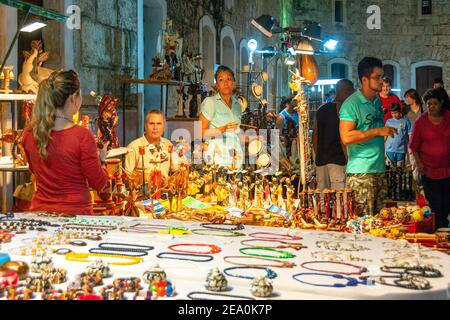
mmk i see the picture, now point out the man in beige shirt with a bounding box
[125,110,175,180]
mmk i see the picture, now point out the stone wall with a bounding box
[292,0,450,95]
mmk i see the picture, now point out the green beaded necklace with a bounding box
[239,247,296,259]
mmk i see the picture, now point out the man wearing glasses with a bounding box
[339,57,397,216]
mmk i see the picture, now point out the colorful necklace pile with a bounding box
[1,213,448,300]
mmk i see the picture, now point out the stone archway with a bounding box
[199,15,216,90]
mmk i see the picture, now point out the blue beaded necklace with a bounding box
[292,273,372,288]
[223,266,278,280]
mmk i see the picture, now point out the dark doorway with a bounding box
[416,65,442,96]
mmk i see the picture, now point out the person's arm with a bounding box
[340,120,397,145]
[312,119,318,157]
[80,131,109,192]
[199,114,238,139]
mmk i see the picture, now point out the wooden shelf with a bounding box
[0,94,37,101]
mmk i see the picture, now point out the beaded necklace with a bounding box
[293,273,371,288]
[191,229,245,237]
[157,252,214,263]
[241,239,306,251]
[223,266,278,280]
[300,261,368,276]
[248,232,302,241]
[223,256,296,268]
[239,247,296,259]
[200,223,245,231]
[168,244,221,255]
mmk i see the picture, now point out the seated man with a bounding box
[125,110,176,181]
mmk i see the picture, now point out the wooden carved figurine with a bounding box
[95,95,120,151]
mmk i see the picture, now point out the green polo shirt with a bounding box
[340,90,385,174]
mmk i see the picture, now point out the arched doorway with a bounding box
[411,60,443,95]
[199,15,216,91]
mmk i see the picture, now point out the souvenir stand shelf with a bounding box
[0,94,36,213]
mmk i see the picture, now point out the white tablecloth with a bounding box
[1,213,449,300]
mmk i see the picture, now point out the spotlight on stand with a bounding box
[251,15,280,38]
[284,56,296,66]
[248,39,258,52]
[20,20,47,32]
[324,38,339,51]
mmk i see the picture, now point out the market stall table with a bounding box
[1,213,449,300]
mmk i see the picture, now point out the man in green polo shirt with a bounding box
[340,57,397,216]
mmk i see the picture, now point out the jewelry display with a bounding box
[53,248,73,256]
[239,247,296,259]
[187,291,255,300]
[316,241,370,252]
[143,264,167,284]
[250,276,273,297]
[157,252,214,263]
[191,229,246,237]
[68,217,124,227]
[300,261,368,276]
[311,251,372,263]
[223,266,277,280]
[112,277,142,292]
[149,280,176,298]
[5,284,34,300]
[223,256,296,268]
[360,273,433,291]
[240,239,307,251]
[0,261,29,280]
[100,285,126,300]
[8,245,52,257]
[200,223,245,231]
[30,253,53,273]
[65,252,143,266]
[41,289,72,300]
[78,271,104,287]
[380,265,443,278]
[24,275,53,292]
[0,217,58,233]
[248,232,302,241]
[204,267,228,292]
[120,223,170,234]
[86,260,111,278]
[293,273,371,288]
[168,244,221,255]
[0,270,19,286]
[41,267,67,284]
[0,252,11,265]
[89,242,155,257]
[0,230,13,243]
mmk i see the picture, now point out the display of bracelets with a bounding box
[100,285,126,300]
[318,233,372,242]
[89,243,155,257]
[30,253,53,273]
[112,277,142,292]
[311,251,373,263]
[316,241,370,252]
[24,275,53,292]
[5,284,34,300]
[8,245,52,257]
[0,218,56,233]
[0,230,14,243]
[41,267,67,284]
[78,270,104,287]
[380,256,442,269]
[199,223,245,231]
[86,260,111,278]
[68,217,124,227]
[41,289,72,300]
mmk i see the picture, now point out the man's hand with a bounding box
[223,122,239,133]
[377,126,397,138]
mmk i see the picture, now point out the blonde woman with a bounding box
[22,70,109,215]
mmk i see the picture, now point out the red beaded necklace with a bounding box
[168,244,222,255]
[248,232,303,241]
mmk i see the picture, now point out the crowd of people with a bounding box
[314,57,450,229]
[19,58,449,230]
